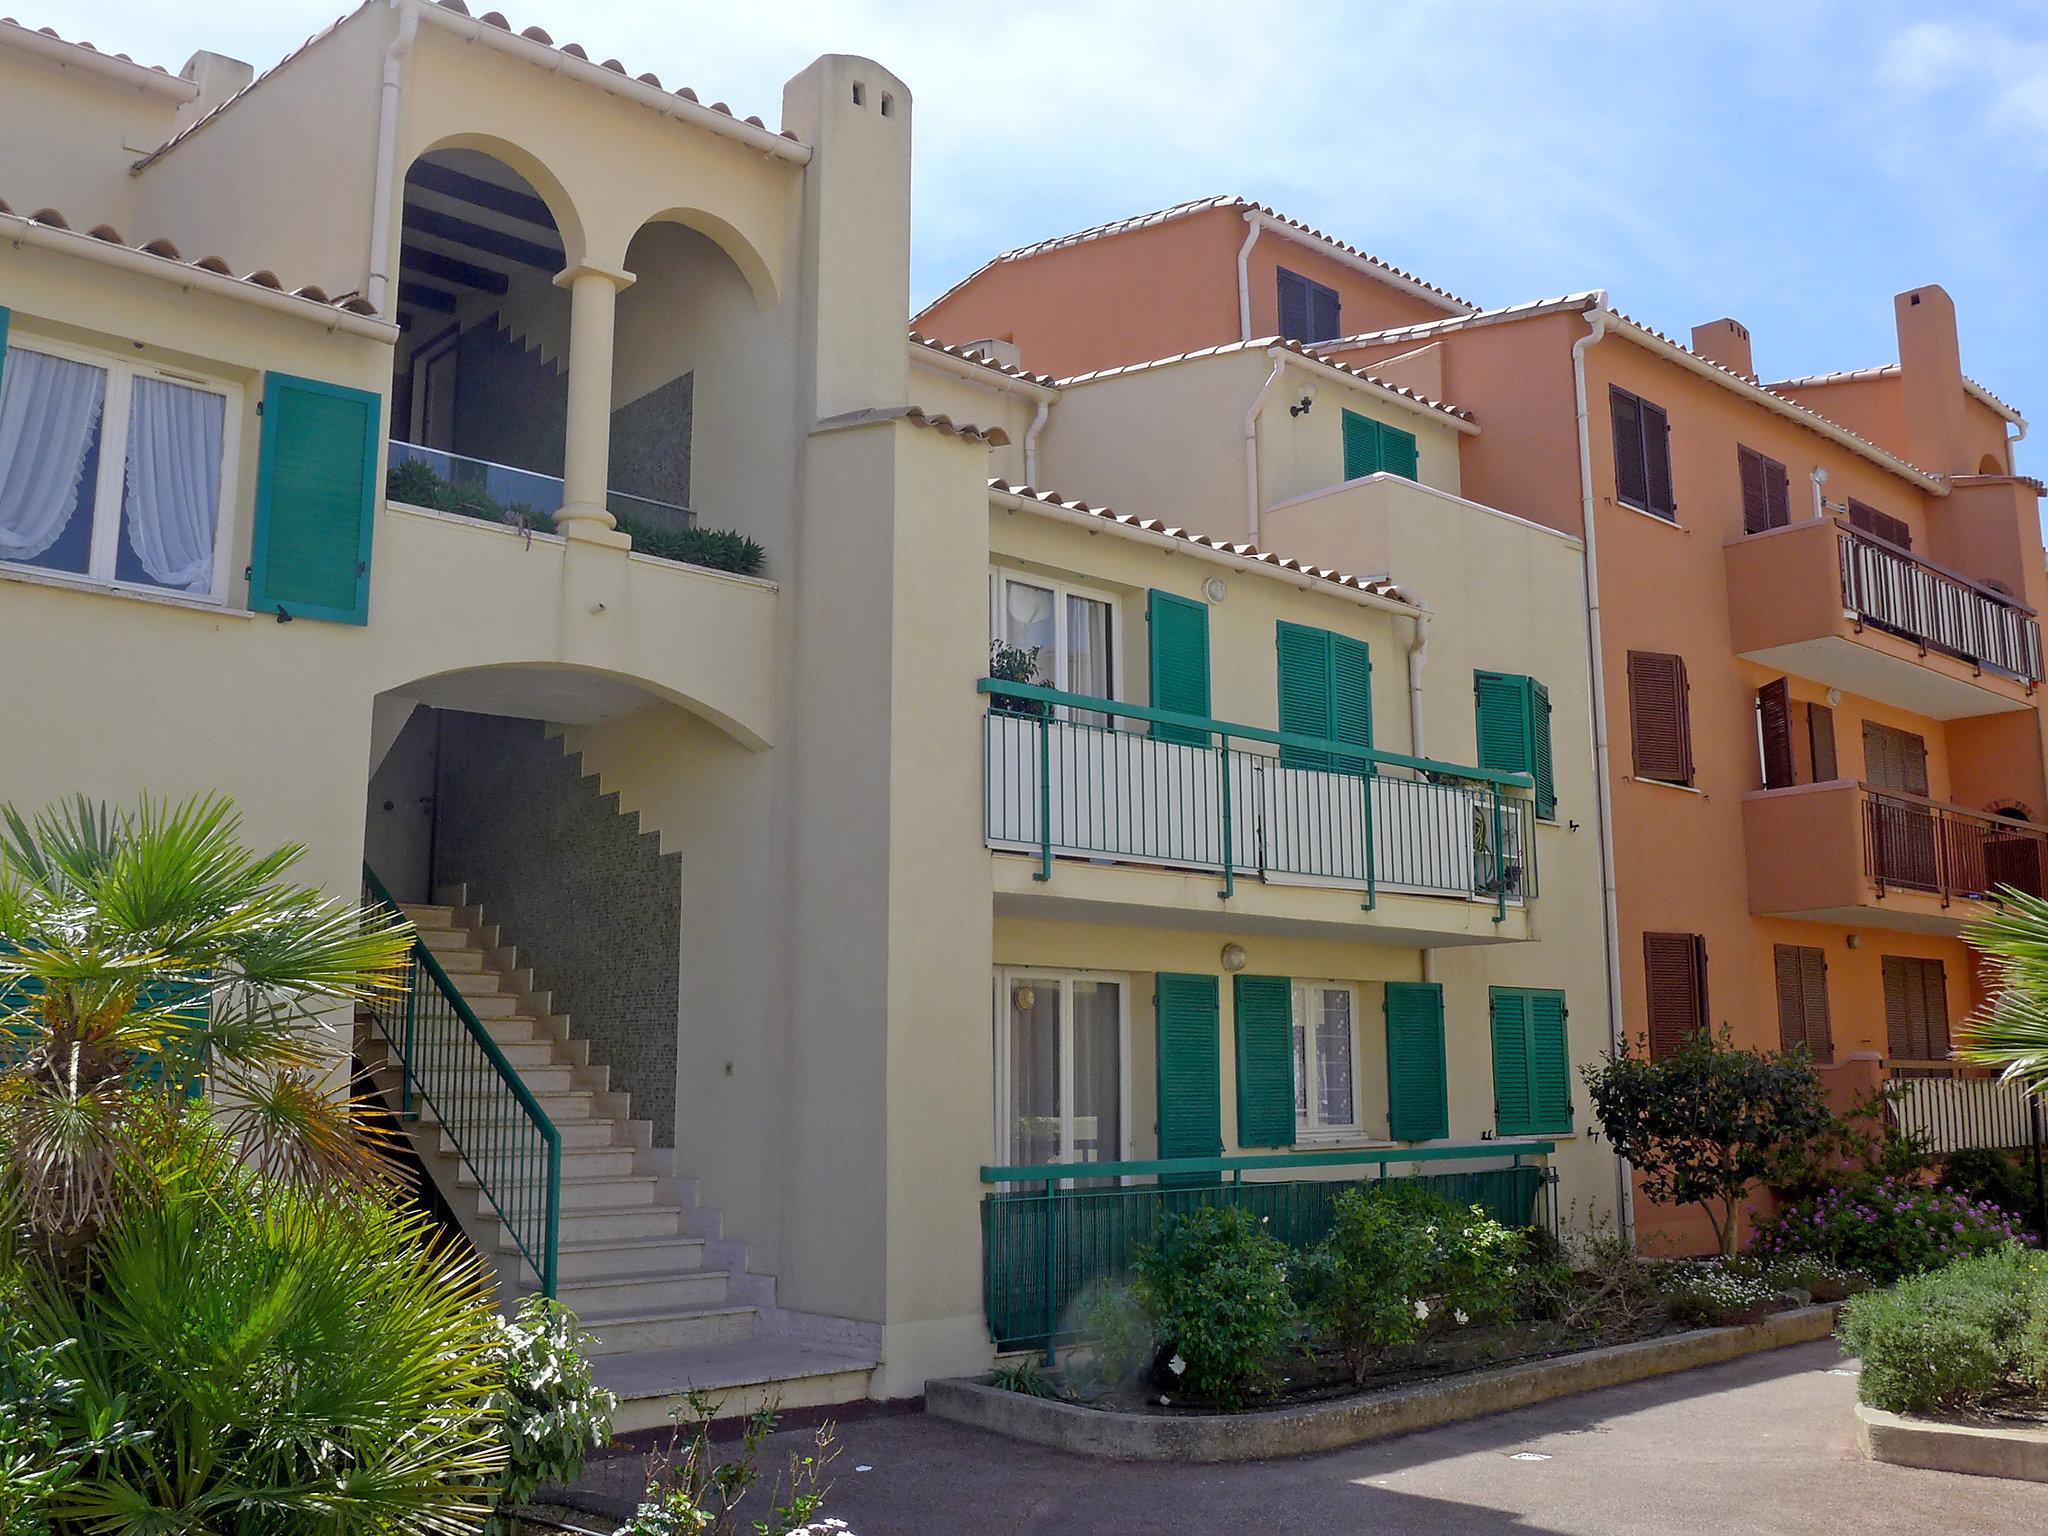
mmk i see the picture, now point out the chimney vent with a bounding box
[1690,318,1755,382]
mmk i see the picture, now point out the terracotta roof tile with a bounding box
[816,404,1011,446]
[1056,335,1476,427]
[0,199,380,316]
[989,478,1415,608]
[919,194,1477,322]
[908,331,1060,388]
[0,15,176,74]
[1768,363,2025,425]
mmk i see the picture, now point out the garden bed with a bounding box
[928,1305,1838,1462]
[1857,1401,2048,1484]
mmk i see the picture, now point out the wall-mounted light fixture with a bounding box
[1220,942,1248,973]
[1203,576,1228,604]
[1289,392,1315,417]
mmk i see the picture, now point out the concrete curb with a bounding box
[925,1304,1839,1462]
[1857,1401,2048,1483]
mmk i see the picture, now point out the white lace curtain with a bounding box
[0,348,106,564]
[123,376,223,593]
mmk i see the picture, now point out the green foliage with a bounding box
[612,516,767,577]
[1292,1185,1524,1384]
[485,1297,617,1530]
[1131,1205,1296,1408]
[1941,1147,2040,1230]
[1584,1029,1831,1257]
[989,1356,1058,1398]
[1066,1280,1153,1392]
[1962,888,2048,1095]
[1751,1177,2027,1283]
[1771,1084,1934,1202]
[986,641,1047,717]
[386,456,553,533]
[1515,1208,1666,1334]
[613,1391,840,1536]
[1734,1254,1870,1304]
[1654,1261,1777,1327]
[4,1109,508,1533]
[1838,1245,2048,1413]
[0,1326,147,1536]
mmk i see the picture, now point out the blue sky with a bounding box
[39,1,2048,467]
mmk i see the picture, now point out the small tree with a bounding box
[1584,1029,1830,1257]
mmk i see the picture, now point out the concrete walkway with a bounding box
[567,1340,2048,1534]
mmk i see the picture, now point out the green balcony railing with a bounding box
[981,680,1536,920]
[361,865,562,1297]
[980,1144,1560,1356]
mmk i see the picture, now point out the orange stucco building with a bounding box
[917,197,2047,1252]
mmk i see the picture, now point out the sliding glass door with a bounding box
[994,970,1128,1174]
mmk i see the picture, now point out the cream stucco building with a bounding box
[0,3,1618,1424]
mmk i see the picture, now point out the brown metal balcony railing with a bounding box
[1837,523,2044,683]
[1862,786,2048,905]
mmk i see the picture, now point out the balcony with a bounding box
[981,681,1537,945]
[1725,517,2041,719]
[1743,779,2048,934]
[389,441,694,536]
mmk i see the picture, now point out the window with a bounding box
[1773,945,1833,1063]
[1609,386,1675,518]
[993,570,1118,721]
[1276,621,1372,773]
[1738,445,1792,533]
[1290,982,1358,1135]
[1864,721,1936,890]
[1276,267,1342,343]
[1627,651,1693,784]
[1808,702,1839,781]
[1475,671,1556,819]
[994,969,1127,1171]
[1882,956,1950,1062]
[1848,499,1912,550]
[1490,987,1572,1135]
[1341,408,1419,482]
[1642,931,1708,1059]
[0,334,237,600]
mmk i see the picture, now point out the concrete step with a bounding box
[398,903,457,926]
[557,1268,733,1316]
[431,949,489,976]
[550,1235,709,1283]
[466,1172,659,1212]
[485,1039,563,1071]
[456,993,524,1020]
[595,1341,878,1434]
[453,1146,640,1185]
[508,1204,684,1247]
[576,1302,758,1356]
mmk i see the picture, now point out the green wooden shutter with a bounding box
[1276,621,1333,770]
[1342,409,1378,480]
[1384,981,1448,1141]
[1378,422,1419,481]
[0,306,12,396]
[1475,672,1531,776]
[1490,988,1534,1136]
[1155,972,1222,1164]
[1526,990,1572,1132]
[251,372,383,624]
[1331,633,1373,777]
[1147,589,1211,746]
[1232,974,1295,1148]
[1530,680,1555,821]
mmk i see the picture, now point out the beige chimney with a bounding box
[1690,318,1755,381]
[174,51,254,133]
[1896,285,1969,475]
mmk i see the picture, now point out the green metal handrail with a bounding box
[362,865,562,1297]
[978,1142,1559,1359]
[980,679,1536,920]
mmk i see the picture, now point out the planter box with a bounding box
[1857,1401,2048,1483]
[926,1305,1838,1463]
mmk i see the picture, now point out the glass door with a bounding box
[995,971,1127,1179]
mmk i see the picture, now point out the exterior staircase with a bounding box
[358,885,877,1432]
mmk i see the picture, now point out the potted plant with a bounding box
[989,640,1047,717]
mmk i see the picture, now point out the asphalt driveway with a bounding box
[564,1340,2048,1535]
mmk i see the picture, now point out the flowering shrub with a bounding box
[486,1296,617,1531]
[1738,1255,1869,1303]
[1838,1245,2048,1413]
[1292,1186,1525,1385]
[1751,1178,2028,1283]
[1654,1262,1777,1326]
[1131,1205,1297,1408]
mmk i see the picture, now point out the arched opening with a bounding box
[1980,452,2006,475]
[387,149,574,526]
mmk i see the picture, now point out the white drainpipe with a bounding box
[1024,396,1050,486]
[366,0,419,314]
[1243,350,1288,541]
[1810,465,1830,521]
[1570,296,1634,1245]
[1235,213,1261,342]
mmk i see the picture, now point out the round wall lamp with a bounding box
[1012,983,1037,1011]
[1220,942,1249,973]
[1203,576,1229,604]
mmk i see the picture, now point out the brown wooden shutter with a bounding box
[1883,956,1950,1060]
[1757,678,1795,789]
[1643,400,1675,516]
[1643,931,1707,1059]
[1628,651,1693,784]
[1773,945,1805,1053]
[1766,457,1790,528]
[1773,944,1833,1062]
[1864,722,1929,797]
[1808,703,1838,781]
[1849,500,1912,550]
[1739,447,1769,534]
[1611,387,1649,509]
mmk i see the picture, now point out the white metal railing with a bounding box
[1889,1065,2037,1156]
[1838,526,2043,681]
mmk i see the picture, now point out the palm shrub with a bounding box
[4,1108,508,1532]
[1962,888,2048,1098]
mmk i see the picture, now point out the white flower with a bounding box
[1505,1264,1517,1276]
[1455,1309,1470,1326]
[1168,1353,1186,1377]
[1413,1299,1431,1321]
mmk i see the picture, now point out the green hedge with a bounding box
[1837,1244,2048,1413]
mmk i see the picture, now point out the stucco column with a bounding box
[555,262,636,546]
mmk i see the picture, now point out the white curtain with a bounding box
[122,377,224,594]
[0,348,107,565]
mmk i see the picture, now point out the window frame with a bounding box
[991,966,1133,1177]
[0,331,242,606]
[1290,979,1364,1138]
[990,567,1124,710]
